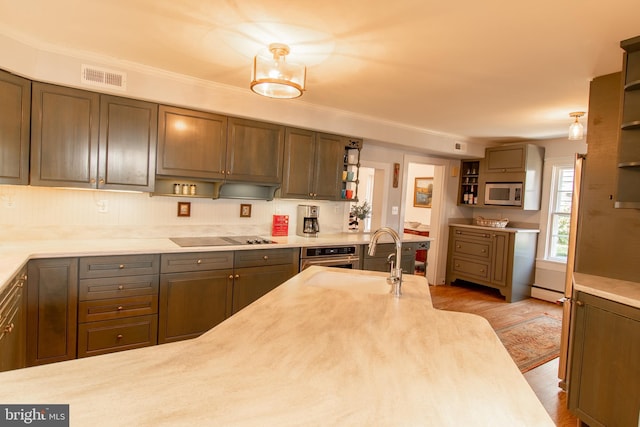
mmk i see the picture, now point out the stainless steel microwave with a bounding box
[484,182,523,206]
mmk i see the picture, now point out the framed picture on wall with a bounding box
[414,177,433,208]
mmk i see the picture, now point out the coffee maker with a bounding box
[297,205,320,237]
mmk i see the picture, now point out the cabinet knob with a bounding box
[4,323,14,334]
[197,259,202,264]
[99,177,105,185]
[118,285,124,290]
[117,306,124,311]
[116,334,123,340]
[456,245,461,248]
[455,264,460,267]
[119,264,125,269]
[235,274,240,279]
[481,249,486,253]
[263,255,269,260]
[575,300,584,307]
[456,231,461,235]
[228,275,234,280]
[90,178,96,184]
[480,269,485,273]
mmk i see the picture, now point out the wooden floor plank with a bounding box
[429,282,577,426]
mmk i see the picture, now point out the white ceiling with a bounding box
[1,0,639,143]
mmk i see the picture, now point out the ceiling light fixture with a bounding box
[568,112,586,140]
[250,43,306,99]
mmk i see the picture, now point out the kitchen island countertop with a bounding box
[0,266,552,426]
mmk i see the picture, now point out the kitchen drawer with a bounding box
[451,228,493,241]
[78,295,158,323]
[80,254,160,279]
[79,275,159,301]
[77,315,158,358]
[451,257,490,281]
[451,238,491,259]
[234,248,299,268]
[161,251,233,273]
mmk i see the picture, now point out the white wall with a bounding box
[0,185,348,240]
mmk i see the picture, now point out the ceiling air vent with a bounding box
[81,65,127,91]
[453,141,467,153]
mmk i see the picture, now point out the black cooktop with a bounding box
[170,236,277,247]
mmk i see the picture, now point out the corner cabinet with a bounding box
[446,226,537,302]
[26,258,78,366]
[30,83,157,191]
[0,70,30,185]
[568,292,640,426]
[615,36,640,208]
[281,129,343,200]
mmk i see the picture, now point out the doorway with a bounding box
[401,155,448,286]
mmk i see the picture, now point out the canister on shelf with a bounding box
[182,184,189,195]
[173,183,181,194]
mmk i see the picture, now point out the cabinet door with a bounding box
[485,145,526,173]
[568,292,640,426]
[156,105,227,180]
[490,232,509,286]
[26,258,78,366]
[226,118,284,183]
[0,70,30,185]
[281,127,316,198]
[158,269,233,343]
[30,83,100,188]
[99,95,158,191]
[232,263,298,314]
[313,133,344,200]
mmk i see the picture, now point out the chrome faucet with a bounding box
[368,227,403,297]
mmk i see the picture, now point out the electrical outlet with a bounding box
[391,206,399,215]
[97,200,108,213]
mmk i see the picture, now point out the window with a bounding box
[546,165,574,261]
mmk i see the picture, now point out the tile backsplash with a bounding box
[0,185,350,240]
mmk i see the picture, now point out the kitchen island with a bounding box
[0,266,553,426]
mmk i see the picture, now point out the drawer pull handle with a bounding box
[197,259,202,264]
[119,264,125,269]
[117,306,124,311]
[4,323,14,334]
[116,334,123,340]
[118,285,124,290]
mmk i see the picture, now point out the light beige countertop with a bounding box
[0,266,552,426]
[573,272,640,309]
[0,232,433,294]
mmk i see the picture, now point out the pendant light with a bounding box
[250,43,306,99]
[568,112,585,140]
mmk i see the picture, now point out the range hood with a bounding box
[214,182,280,201]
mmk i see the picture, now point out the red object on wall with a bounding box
[272,215,289,236]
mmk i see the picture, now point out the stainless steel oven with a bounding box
[299,245,361,271]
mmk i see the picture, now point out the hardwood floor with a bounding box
[429,282,578,426]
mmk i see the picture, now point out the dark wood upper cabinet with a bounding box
[156,105,227,180]
[226,117,284,184]
[99,95,158,191]
[30,83,100,188]
[281,128,344,200]
[0,70,30,185]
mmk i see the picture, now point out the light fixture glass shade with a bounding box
[250,43,306,99]
[568,112,585,140]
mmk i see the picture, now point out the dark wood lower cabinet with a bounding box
[232,264,297,313]
[78,315,157,358]
[158,269,233,344]
[26,258,78,366]
[568,292,640,426]
[0,267,27,372]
